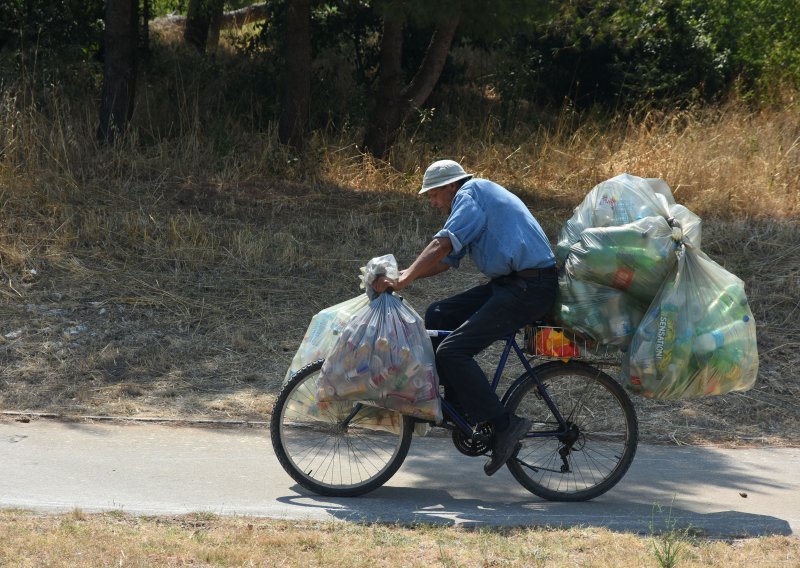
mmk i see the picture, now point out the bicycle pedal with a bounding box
[472,432,491,445]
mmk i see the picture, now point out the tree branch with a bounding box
[403,12,461,107]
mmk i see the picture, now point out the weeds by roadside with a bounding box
[0,510,797,568]
[650,500,695,568]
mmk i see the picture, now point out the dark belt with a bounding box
[513,266,557,279]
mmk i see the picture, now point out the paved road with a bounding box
[2,418,798,537]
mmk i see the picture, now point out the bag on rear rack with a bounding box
[624,246,759,399]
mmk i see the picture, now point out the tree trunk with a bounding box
[184,0,211,52]
[206,0,226,52]
[364,9,461,159]
[278,0,311,149]
[97,0,138,145]
[141,0,150,58]
[363,7,405,159]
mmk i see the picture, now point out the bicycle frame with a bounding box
[428,329,569,440]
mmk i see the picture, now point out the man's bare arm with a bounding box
[373,237,452,293]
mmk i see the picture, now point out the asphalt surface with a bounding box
[2,418,798,537]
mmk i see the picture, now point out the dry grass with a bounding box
[0,79,798,445]
[0,510,798,567]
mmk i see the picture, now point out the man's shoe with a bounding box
[484,415,531,476]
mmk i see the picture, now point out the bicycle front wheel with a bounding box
[506,362,638,501]
[270,360,413,497]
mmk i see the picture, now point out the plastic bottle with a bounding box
[398,345,412,365]
[653,288,682,374]
[572,241,620,283]
[710,284,749,321]
[348,343,370,377]
[416,366,437,401]
[610,266,635,291]
[374,335,390,355]
[367,369,387,396]
[599,292,626,332]
[593,194,618,226]
[614,199,634,224]
[693,315,752,354]
[336,376,369,397]
[355,342,371,359]
[609,314,634,339]
[305,310,335,345]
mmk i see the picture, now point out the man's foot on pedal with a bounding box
[484,415,531,476]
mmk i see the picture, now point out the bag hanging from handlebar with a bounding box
[283,294,370,385]
[318,290,442,423]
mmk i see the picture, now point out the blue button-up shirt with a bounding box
[434,178,555,279]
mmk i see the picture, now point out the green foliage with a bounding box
[149,0,252,17]
[717,0,800,98]
[458,0,559,44]
[2,0,798,149]
[650,503,692,568]
[0,0,104,56]
[150,0,189,16]
[496,0,800,109]
[0,0,104,101]
[241,0,559,129]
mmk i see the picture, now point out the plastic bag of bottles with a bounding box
[284,254,402,384]
[565,216,680,304]
[554,272,647,348]
[283,294,370,384]
[359,253,400,300]
[624,246,759,399]
[314,255,441,421]
[318,289,442,422]
[283,393,404,434]
[556,173,675,262]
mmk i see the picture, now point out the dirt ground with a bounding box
[1,182,797,447]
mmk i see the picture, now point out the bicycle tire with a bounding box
[506,361,638,502]
[270,360,413,497]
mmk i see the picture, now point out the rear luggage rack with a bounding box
[522,325,623,367]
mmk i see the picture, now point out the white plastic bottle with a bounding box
[693,316,751,354]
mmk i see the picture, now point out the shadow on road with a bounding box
[276,490,791,537]
[275,441,795,538]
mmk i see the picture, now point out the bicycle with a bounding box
[271,324,638,501]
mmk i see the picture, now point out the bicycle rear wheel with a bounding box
[506,361,638,501]
[270,360,413,497]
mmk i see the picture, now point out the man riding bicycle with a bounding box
[372,159,558,476]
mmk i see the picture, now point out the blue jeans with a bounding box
[425,273,558,425]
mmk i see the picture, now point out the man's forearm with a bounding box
[398,237,452,288]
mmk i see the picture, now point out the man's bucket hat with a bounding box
[419,159,473,194]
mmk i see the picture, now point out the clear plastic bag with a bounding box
[556,174,675,262]
[624,246,759,399]
[318,291,442,422]
[284,254,402,383]
[565,216,680,304]
[553,271,647,348]
[283,393,404,434]
[283,294,370,384]
[359,254,399,300]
